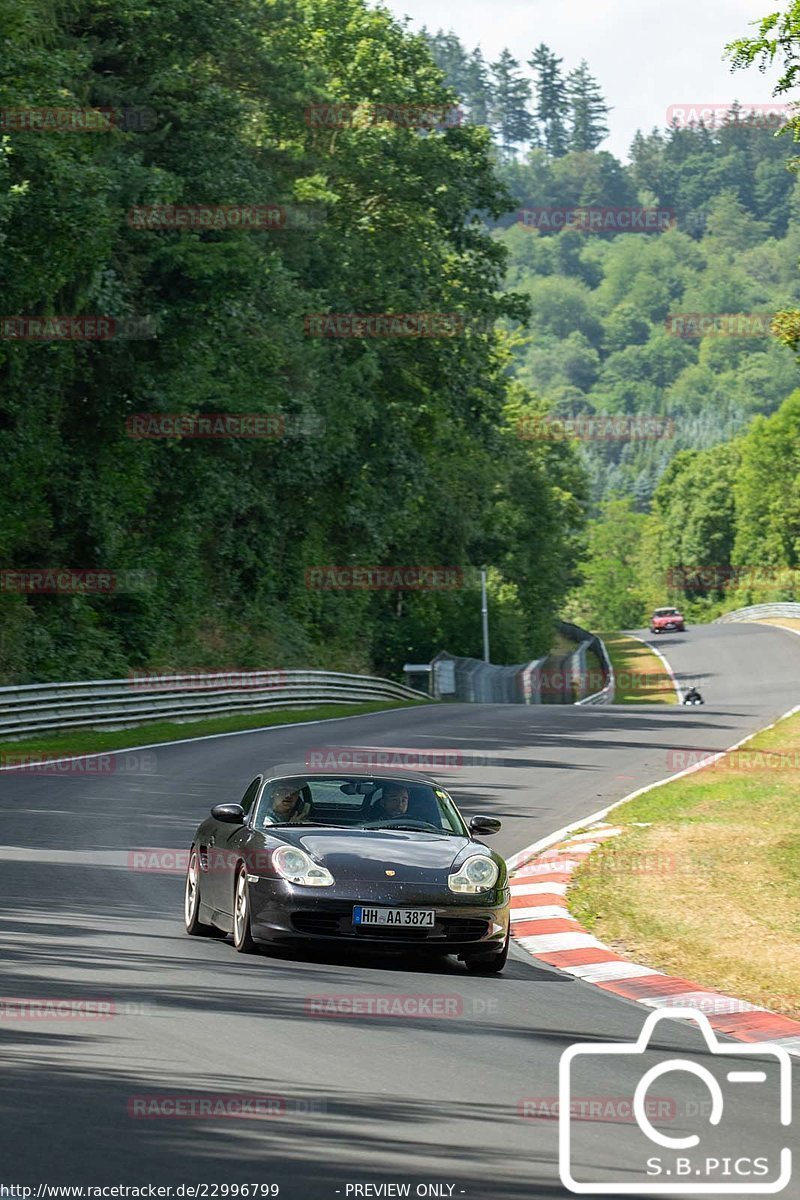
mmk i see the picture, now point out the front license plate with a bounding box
[353,906,435,927]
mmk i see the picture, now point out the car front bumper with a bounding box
[246,876,510,951]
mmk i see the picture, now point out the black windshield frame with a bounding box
[252,774,469,835]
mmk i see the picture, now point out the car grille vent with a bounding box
[290,912,490,942]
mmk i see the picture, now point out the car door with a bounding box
[204,775,261,916]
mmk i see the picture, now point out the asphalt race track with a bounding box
[1,621,798,1198]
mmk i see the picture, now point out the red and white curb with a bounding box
[509,823,800,1057]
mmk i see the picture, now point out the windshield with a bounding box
[655,608,679,616]
[252,775,468,835]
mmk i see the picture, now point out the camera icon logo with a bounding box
[559,1007,792,1194]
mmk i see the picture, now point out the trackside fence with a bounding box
[428,623,614,705]
[0,671,429,740]
[0,621,617,739]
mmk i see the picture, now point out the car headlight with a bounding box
[448,854,499,894]
[272,846,334,887]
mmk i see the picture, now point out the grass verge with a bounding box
[568,706,800,1018]
[0,699,431,762]
[601,632,676,704]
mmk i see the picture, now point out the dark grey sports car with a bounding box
[184,763,511,973]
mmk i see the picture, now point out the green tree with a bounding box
[650,444,741,603]
[425,31,492,129]
[568,498,648,629]
[463,48,493,128]
[733,391,800,571]
[566,60,610,152]
[489,50,534,159]
[0,0,586,682]
[528,44,569,157]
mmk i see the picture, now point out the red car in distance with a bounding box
[650,607,685,634]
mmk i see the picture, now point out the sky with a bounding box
[379,0,785,160]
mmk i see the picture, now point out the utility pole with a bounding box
[480,566,490,663]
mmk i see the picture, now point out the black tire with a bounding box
[184,847,218,936]
[233,866,257,953]
[463,930,509,975]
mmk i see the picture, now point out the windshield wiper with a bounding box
[374,822,446,833]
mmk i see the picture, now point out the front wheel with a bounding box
[233,866,257,953]
[462,930,509,975]
[184,848,218,936]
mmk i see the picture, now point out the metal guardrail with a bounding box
[560,622,615,706]
[715,603,800,623]
[575,642,616,705]
[0,670,429,740]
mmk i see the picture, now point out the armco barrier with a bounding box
[559,621,615,706]
[715,603,800,623]
[0,671,429,740]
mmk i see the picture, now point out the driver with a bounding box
[262,782,311,825]
[373,783,409,819]
[684,685,702,703]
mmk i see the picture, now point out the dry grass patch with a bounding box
[569,712,800,1017]
[601,633,676,704]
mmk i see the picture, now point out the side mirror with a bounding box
[211,803,245,824]
[469,814,501,836]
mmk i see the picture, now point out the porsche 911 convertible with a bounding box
[183,763,511,973]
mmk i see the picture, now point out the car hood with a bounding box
[267,827,471,881]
